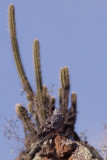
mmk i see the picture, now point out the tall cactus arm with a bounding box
[33,39,46,122]
[28,102,40,127]
[60,66,70,90]
[71,92,77,127]
[59,66,70,115]
[33,39,43,94]
[65,92,77,126]
[8,4,34,98]
[50,96,55,115]
[42,86,55,118]
[62,91,80,140]
[15,104,36,136]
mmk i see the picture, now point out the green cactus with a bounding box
[8,4,45,126]
[71,92,77,109]
[42,86,55,118]
[33,39,43,93]
[33,40,46,121]
[58,87,63,110]
[50,96,55,114]
[28,102,40,126]
[8,4,80,159]
[28,102,34,115]
[8,5,34,100]
[59,67,70,115]
[60,66,70,90]
[71,92,77,126]
[15,104,36,136]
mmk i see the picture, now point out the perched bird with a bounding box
[38,108,64,139]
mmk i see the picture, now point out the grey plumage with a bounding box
[38,108,64,139]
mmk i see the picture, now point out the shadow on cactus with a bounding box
[8,4,80,159]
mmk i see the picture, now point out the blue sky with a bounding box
[0,0,107,159]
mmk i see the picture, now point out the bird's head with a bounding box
[53,108,61,115]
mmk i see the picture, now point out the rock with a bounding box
[55,135,103,160]
[17,135,103,160]
[55,135,77,158]
[68,141,103,160]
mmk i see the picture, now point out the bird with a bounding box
[37,108,64,139]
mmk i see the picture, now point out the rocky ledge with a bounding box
[23,135,103,160]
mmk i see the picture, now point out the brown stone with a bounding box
[55,135,77,158]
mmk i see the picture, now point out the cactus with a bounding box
[15,104,36,136]
[8,4,80,159]
[59,67,70,115]
[33,40,46,121]
[8,5,34,100]
[59,87,63,110]
[59,67,80,140]
[71,91,77,123]
[28,102,40,126]
[8,3,78,137]
[42,86,55,118]
[50,96,55,115]
[33,39,43,94]
[60,66,70,90]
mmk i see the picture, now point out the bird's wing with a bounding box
[43,114,64,131]
[38,114,64,139]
